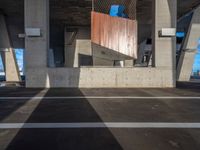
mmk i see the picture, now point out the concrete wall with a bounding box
[92,44,133,66]
[64,27,91,67]
[26,67,174,88]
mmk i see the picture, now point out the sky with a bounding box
[0,55,3,72]
[15,49,24,72]
[192,39,200,72]
[0,49,23,72]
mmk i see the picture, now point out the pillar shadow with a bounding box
[0,88,44,122]
[5,88,123,150]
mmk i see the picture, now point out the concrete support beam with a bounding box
[152,0,177,86]
[177,6,200,81]
[152,0,177,69]
[177,50,197,81]
[25,0,49,87]
[0,15,21,82]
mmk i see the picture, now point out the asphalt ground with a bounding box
[0,82,200,150]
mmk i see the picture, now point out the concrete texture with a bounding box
[0,15,21,82]
[64,27,91,67]
[25,0,49,68]
[177,50,197,81]
[177,6,200,81]
[93,57,114,66]
[124,60,134,67]
[150,0,177,88]
[26,67,174,88]
[152,0,177,69]
[92,44,133,65]
[25,0,49,86]
[0,86,200,149]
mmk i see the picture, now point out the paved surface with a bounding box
[0,82,200,150]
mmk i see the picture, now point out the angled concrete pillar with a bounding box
[0,15,21,82]
[25,0,49,87]
[177,50,197,81]
[177,6,200,81]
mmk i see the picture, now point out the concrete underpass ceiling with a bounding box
[0,0,200,26]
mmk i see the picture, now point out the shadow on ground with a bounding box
[0,88,44,122]
[5,89,123,150]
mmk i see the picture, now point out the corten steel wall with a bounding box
[91,11,137,58]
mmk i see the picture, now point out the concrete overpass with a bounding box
[0,0,200,87]
[0,0,199,48]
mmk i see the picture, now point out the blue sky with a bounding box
[15,49,24,71]
[192,39,200,72]
[0,55,3,71]
[0,49,23,72]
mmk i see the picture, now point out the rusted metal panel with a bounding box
[91,12,100,44]
[91,11,137,58]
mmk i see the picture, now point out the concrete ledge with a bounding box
[26,67,175,88]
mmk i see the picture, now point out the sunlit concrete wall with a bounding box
[26,67,175,88]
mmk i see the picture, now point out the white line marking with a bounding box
[0,96,200,100]
[0,123,200,129]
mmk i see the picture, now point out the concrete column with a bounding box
[177,6,200,81]
[152,0,177,69]
[0,15,21,82]
[25,0,49,87]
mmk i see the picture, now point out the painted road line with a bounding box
[1,123,200,129]
[0,96,200,100]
